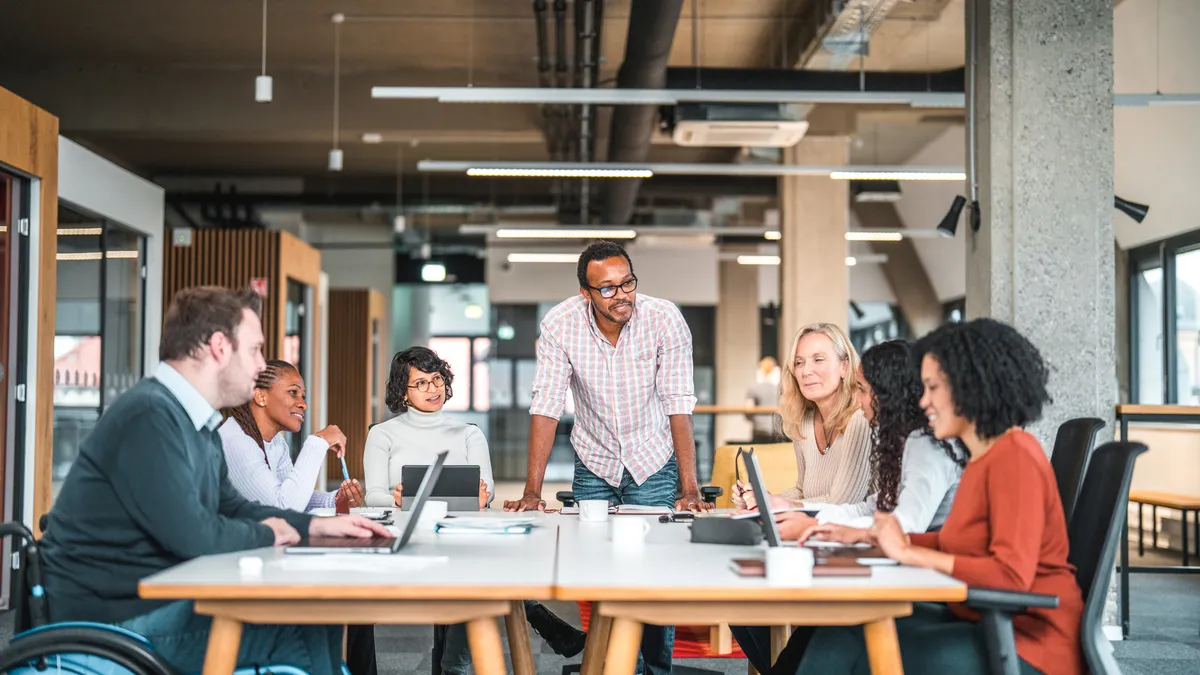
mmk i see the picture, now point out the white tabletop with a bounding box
[552,515,966,603]
[139,512,558,601]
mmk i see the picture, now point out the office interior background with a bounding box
[1,0,1199,672]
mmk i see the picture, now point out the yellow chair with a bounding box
[709,442,798,509]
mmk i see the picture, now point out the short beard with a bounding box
[215,364,254,410]
[596,299,633,325]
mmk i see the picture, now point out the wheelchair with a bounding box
[0,521,341,675]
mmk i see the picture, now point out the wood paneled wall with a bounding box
[327,289,386,484]
[1,86,60,535]
[162,228,323,429]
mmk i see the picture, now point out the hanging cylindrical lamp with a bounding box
[255,0,273,102]
[328,13,344,171]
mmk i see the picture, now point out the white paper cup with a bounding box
[765,546,815,586]
[610,517,652,548]
[578,499,610,522]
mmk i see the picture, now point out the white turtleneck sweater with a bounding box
[361,409,494,507]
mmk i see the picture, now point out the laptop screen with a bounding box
[740,448,783,547]
[393,450,448,549]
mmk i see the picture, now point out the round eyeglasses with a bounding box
[587,277,637,299]
[408,374,446,392]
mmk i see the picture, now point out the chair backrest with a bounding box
[1066,441,1147,673]
[709,442,797,509]
[0,522,47,634]
[1050,417,1106,524]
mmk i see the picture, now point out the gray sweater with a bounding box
[362,409,494,507]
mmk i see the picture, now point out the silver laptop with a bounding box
[285,450,448,554]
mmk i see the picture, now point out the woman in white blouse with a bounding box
[220,359,364,511]
[732,322,872,511]
[730,340,965,675]
[218,359,374,675]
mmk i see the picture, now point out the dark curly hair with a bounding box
[385,346,455,413]
[225,359,298,453]
[577,240,634,288]
[912,318,1051,440]
[860,341,966,512]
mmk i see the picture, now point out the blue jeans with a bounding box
[115,600,342,675]
[573,455,678,675]
[796,603,1045,675]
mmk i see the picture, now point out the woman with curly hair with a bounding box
[363,346,586,671]
[796,319,1083,675]
[731,340,965,675]
[732,322,872,511]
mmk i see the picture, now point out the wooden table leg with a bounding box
[710,623,733,655]
[863,617,904,675]
[505,601,535,675]
[603,618,643,675]
[465,617,506,675]
[202,616,243,675]
[580,604,612,675]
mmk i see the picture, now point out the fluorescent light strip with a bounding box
[56,250,140,261]
[1114,93,1200,107]
[507,252,580,263]
[734,254,885,266]
[57,227,104,236]
[467,168,653,178]
[846,231,903,242]
[371,86,965,108]
[426,161,965,180]
[495,228,637,240]
[764,231,781,241]
[831,171,966,181]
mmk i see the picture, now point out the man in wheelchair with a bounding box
[30,287,390,675]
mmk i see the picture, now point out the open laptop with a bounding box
[285,450,448,555]
[400,465,480,511]
[739,447,784,547]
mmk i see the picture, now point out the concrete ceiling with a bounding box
[0,0,964,207]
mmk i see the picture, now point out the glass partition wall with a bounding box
[52,205,145,502]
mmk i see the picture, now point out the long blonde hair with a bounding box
[779,322,861,441]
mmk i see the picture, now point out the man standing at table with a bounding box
[40,286,389,675]
[505,240,712,674]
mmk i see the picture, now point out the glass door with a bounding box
[284,279,310,453]
[1,171,31,611]
[52,205,145,502]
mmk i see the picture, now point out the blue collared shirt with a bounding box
[152,362,223,432]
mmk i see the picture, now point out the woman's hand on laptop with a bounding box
[262,517,301,547]
[775,511,817,541]
[799,522,872,546]
[336,479,365,508]
[314,425,347,457]
[309,515,393,539]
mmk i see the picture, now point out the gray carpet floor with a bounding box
[1,553,1196,674]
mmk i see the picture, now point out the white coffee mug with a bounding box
[578,499,610,522]
[610,517,652,548]
[765,546,815,586]
[420,500,449,528]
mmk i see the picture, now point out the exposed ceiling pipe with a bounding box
[574,0,602,225]
[601,0,684,225]
[821,0,904,69]
[663,66,965,93]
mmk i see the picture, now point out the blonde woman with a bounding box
[732,322,872,511]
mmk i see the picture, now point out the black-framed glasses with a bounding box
[587,277,637,299]
[408,374,446,392]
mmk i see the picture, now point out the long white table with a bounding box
[139,515,558,675]
[553,515,966,675]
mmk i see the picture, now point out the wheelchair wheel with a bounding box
[0,625,176,675]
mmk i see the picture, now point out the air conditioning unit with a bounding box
[670,103,810,148]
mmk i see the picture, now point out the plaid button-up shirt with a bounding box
[529,293,696,487]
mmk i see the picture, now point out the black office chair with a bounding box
[967,441,1147,675]
[1050,417,1106,525]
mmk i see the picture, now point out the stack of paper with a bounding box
[434,517,537,535]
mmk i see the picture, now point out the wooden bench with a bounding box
[1129,490,1200,565]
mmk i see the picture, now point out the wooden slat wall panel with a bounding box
[0,86,59,535]
[328,290,370,482]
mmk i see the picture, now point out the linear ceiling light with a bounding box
[57,227,104,236]
[424,160,965,180]
[1114,93,1200,106]
[372,86,966,108]
[846,231,903,242]
[466,168,653,178]
[734,254,886,266]
[507,252,581,263]
[57,250,140,261]
[495,228,638,239]
[830,170,966,181]
[764,230,781,240]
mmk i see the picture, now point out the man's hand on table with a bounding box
[309,515,393,539]
[674,490,714,513]
[262,517,301,547]
[504,493,547,512]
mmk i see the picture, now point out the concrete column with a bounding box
[715,259,760,446]
[965,0,1118,632]
[778,137,851,354]
[966,0,1116,445]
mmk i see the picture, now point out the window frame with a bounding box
[1128,229,1200,404]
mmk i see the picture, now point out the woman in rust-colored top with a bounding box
[796,318,1083,675]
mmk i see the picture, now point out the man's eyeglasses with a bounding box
[587,277,637,299]
[408,375,446,392]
